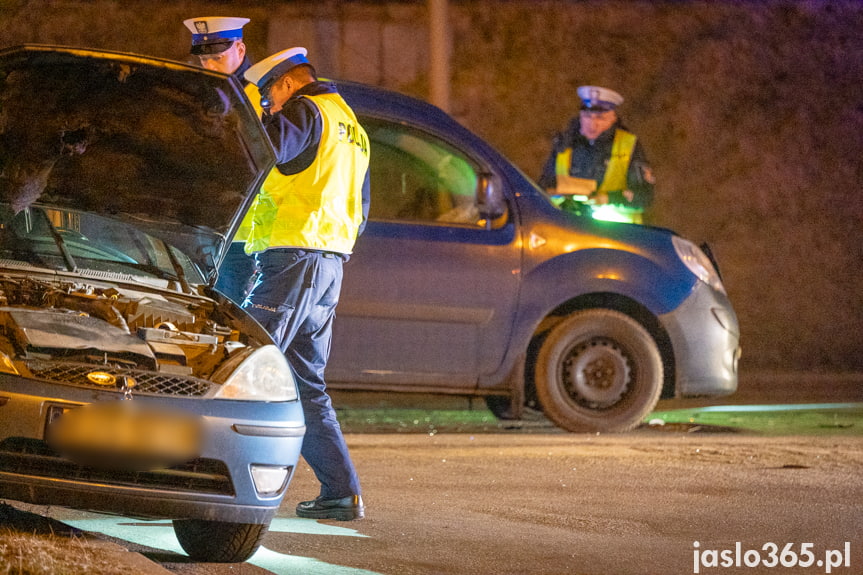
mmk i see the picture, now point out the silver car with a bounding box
[0,45,304,563]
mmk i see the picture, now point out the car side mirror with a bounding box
[476,173,505,228]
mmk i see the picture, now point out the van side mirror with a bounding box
[476,173,505,228]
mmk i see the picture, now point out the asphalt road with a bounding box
[4,372,863,575]
[24,431,861,575]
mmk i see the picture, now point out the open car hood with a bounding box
[0,45,274,279]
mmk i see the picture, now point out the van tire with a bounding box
[173,518,269,563]
[534,309,663,433]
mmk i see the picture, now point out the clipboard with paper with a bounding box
[554,175,596,202]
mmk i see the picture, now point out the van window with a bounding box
[362,118,500,227]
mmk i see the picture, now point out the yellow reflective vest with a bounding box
[555,128,637,194]
[233,82,264,243]
[555,128,643,223]
[243,92,370,255]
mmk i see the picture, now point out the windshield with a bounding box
[0,203,204,284]
[0,46,276,277]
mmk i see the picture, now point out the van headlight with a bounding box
[672,236,726,295]
[214,345,298,401]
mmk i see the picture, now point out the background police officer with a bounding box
[242,48,370,520]
[539,86,655,224]
[183,16,259,304]
[183,16,252,77]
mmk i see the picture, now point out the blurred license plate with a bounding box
[46,401,203,470]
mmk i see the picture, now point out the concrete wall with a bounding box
[1,0,861,373]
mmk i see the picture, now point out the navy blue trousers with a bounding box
[242,248,361,499]
[215,242,257,305]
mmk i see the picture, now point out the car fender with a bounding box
[520,246,695,318]
[477,245,696,390]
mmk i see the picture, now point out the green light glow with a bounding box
[647,403,863,435]
[65,517,379,575]
[589,204,641,224]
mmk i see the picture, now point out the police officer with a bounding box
[242,48,370,520]
[183,16,258,304]
[183,16,252,77]
[538,86,655,224]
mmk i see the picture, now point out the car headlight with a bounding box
[214,345,299,401]
[672,235,726,295]
[0,351,19,375]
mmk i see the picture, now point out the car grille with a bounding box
[26,360,213,397]
[0,438,235,496]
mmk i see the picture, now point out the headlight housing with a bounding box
[214,344,299,401]
[672,235,727,295]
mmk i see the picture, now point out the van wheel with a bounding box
[534,309,662,433]
[173,518,269,563]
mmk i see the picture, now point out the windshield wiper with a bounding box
[35,208,77,272]
[163,242,192,294]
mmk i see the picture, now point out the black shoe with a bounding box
[296,495,364,520]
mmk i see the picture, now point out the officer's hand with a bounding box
[590,191,610,205]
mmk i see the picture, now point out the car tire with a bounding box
[534,309,663,433]
[173,518,270,563]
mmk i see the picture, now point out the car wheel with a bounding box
[534,309,662,433]
[173,518,270,563]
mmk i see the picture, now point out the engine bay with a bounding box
[0,275,250,381]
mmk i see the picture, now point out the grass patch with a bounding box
[646,403,863,435]
[0,530,126,575]
[336,408,508,434]
[337,403,863,436]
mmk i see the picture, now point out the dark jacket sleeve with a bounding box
[357,167,371,238]
[607,139,655,209]
[261,97,322,174]
[538,131,565,190]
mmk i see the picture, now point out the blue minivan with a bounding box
[326,82,741,433]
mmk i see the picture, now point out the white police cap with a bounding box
[184,17,250,55]
[577,85,624,111]
[244,47,311,88]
